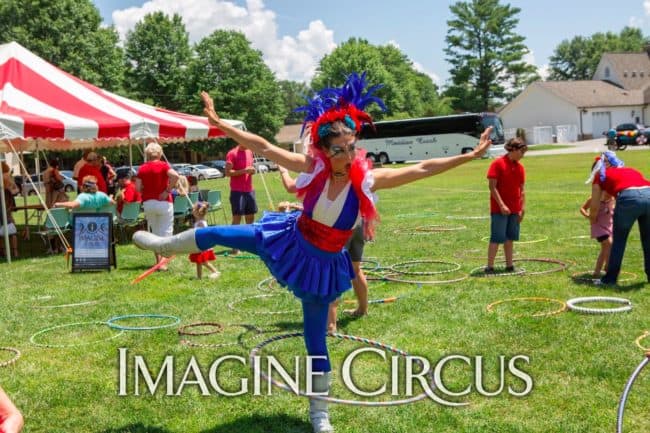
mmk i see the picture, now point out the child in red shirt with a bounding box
[485,138,527,273]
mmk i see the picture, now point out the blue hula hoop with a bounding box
[107,314,181,331]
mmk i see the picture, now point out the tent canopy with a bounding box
[0,41,239,152]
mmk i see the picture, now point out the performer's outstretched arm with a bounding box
[201,91,311,174]
[371,127,492,191]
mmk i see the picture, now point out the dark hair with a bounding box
[319,121,356,150]
[505,137,526,151]
[49,159,59,168]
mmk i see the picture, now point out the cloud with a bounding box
[645,0,650,15]
[412,62,441,84]
[111,0,336,82]
[629,15,644,28]
[523,50,548,80]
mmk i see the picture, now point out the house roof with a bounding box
[535,80,644,107]
[600,52,650,90]
[275,123,303,145]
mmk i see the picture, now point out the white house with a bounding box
[500,49,650,141]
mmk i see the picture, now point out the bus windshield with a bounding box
[481,114,505,144]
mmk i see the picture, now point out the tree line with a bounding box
[0,0,647,150]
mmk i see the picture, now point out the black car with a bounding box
[202,160,227,175]
[605,123,650,150]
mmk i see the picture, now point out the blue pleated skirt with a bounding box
[254,211,354,304]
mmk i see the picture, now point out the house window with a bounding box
[624,71,628,77]
[632,71,637,77]
[605,67,610,78]
[642,72,645,77]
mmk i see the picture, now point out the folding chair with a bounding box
[206,190,228,225]
[188,191,200,204]
[36,207,70,254]
[117,202,143,243]
[200,189,210,202]
[173,195,192,229]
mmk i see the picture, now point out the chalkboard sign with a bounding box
[71,213,115,272]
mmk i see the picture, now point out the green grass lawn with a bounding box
[527,144,573,151]
[3,152,650,432]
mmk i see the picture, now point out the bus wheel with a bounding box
[378,153,389,164]
[366,153,376,163]
[461,147,474,154]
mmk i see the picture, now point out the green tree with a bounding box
[549,27,648,81]
[0,0,124,90]
[444,0,538,111]
[187,30,284,143]
[124,12,191,110]
[311,38,451,120]
[279,80,312,124]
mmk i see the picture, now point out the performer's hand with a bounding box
[200,91,220,125]
[473,127,493,158]
[500,205,511,215]
[245,167,256,175]
[518,210,525,223]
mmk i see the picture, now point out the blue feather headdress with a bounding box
[294,72,386,149]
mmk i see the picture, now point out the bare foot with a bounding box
[344,309,368,318]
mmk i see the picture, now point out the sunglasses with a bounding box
[328,143,357,159]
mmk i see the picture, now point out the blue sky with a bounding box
[93,0,650,85]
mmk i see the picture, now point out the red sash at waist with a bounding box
[297,214,353,252]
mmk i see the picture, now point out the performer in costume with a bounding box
[133,72,492,433]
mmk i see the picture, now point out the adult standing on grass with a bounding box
[587,151,650,285]
[485,137,527,274]
[133,73,492,433]
[226,141,257,254]
[42,159,68,209]
[0,385,23,433]
[136,142,179,270]
[77,152,107,194]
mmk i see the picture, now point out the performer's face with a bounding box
[326,134,357,171]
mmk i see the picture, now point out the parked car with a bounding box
[114,166,139,179]
[604,123,650,150]
[253,157,278,173]
[21,172,77,195]
[201,160,227,175]
[187,164,223,180]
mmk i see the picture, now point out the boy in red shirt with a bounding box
[485,138,527,273]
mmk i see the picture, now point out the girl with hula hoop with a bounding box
[133,72,492,433]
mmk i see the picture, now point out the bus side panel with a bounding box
[359,133,478,162]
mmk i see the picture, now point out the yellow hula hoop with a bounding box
[635,331,650,351]
[487,297,567,318]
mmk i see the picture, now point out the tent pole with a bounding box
[0,153,11,263]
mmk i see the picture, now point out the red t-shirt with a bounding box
[77,164,107,193]
[138,160,172,202]
[226,147,253,192]
[487,155,526,214]
[117,180,142,213]
[593,167,650,196]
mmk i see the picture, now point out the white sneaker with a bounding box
[209,271,221,279]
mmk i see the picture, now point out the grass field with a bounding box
[2,151,650,433]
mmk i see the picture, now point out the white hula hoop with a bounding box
[566,296,632,314]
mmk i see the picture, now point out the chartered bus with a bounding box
[358,113,505,164]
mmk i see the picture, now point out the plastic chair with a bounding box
[200,189,210,201]
[117,201,143,242]
[173,195,192,228]
[188,191,200,204]
[206,190,228,225]
[36,208,70,253]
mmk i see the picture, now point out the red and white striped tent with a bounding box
[0,41,239,262]
[0,41,238,152]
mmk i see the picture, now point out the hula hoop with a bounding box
[178,322,224,336]
[469,266,526,278]
[480,235,548,244]
[616,353,650,433]
[382,272,468,285]
[32,300,100,309]
[389,259,461,276]
[228,293,300,315]
[30,321,124,348]
[341,283,422,305]
[249,331,454,407]
[566,297,632,314]
[635,331,650,351]
[497,258,567,276]
[107,314,181,331]
[445,215,489,220]
[395,212,437,219]
[571,270,637,284]
[415,224,466,232]
[487,297,566,318]
[257,276,280,292]
[180,324,263,349]
[0,347,21,367]
[360,258,380,272]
